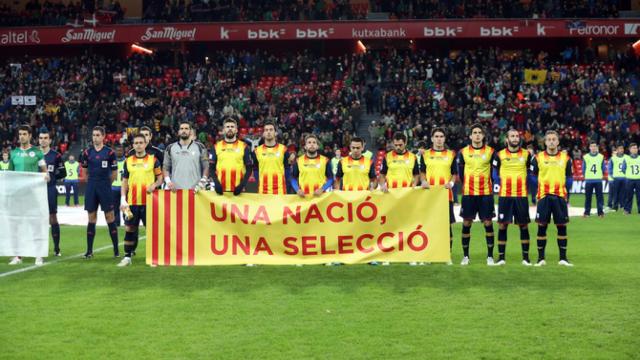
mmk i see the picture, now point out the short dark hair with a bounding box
[469,123,484,135]
[223,118,237,126]
[38,129,51,137]
[630,143,638,148]
[392,132,407,143]
[431,127,446,137]
[92,126,105,135]
[263,121,276,131]
[350,137,365,146]
[17,124,31,133]
[545,130,559,138]
[178,121,192,129]
[140,126,153,134]
[589,141,598,146]
[132,134,146,142]
[416,141,426,149]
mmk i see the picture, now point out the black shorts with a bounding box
[498,197,530,225]
[124,205,147,227]
[449,202,456,224]
[460,195,495,221]
[85,181,114,213]
[47,186,57,214]
[535,196,569,225]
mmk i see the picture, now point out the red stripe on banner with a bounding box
[262,174,268,194]
[188,190,195,265]
[163,190,171,265]
[152,191,159,265]
[272,173,278,194]
[176,190,183,266]
[516,177,523,197]
[505,177,512,197]
[479,175,486,195]
[132,185,137,206]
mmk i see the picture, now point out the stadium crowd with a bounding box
[0,0,628,26]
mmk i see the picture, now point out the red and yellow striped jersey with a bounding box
[254,143,287,194]
[214,140,248,192]
[296,155,330,195]
[123,154,161,205]
[381,151,418,189]
[422,149,457,201]
[336,156,375,191]
[494,148,530,197]
[458,145,494,196]
[532,151,572,200]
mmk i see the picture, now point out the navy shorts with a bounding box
[47,186,58,214]
[498,197,530,225]
[535,196,569,225]
[460,195,495,221]
[85,181,114,213]
[448,202,456,224]
[124,205,147,227]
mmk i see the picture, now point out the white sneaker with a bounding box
[34,257,44,266]
[460,256,470,266]
[325,262,335,266]
[486,257,495,266]
[8,256,22,265]
[522,260,532,266]
[409,261,418,266]
[381,261,390,266]
[295,264,303,267]
[117,257,132,267]
[558,259,574,267]
[245,264,256,267]
[494,259,506,266]
[534,259,546,267]
[446,260,453,265]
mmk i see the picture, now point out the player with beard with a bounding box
[210,118,252,195]
[163,121,209,191]
[291,134,333,197]
[491,129,533,266]
[252,121,288,195]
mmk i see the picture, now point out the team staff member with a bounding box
[79,126,119,259]
[334,137,376,191]
[252,121,288,195]
[163,121,209,191]
[210,118,252,195]
[64,155,80,206]
[582,142,605,217]
[624,143,640,215]
[291,134,333,197]
[0,151,9,170]
[379,132,420,192]
[118,134,163,267]
[456,124,496,266]
[530,130,574,267]
[421,127,457,256]
[491,129,532,266]
[607,144,627,211]
[112,144,126,226]
[39,130,66,257]
[7,125,49,266]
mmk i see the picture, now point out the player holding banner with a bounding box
[252,121,288,195]
[530,130,574,266]
[334,137,377,191]
[7,125,49,266]
[420,128,457,257]
[39,130,66,257]
[291,134,334,197]
[210,118,252,196]
[456,124,496,266]
[379,132,420,192]
[118,134,163,267]
[492,129,532,266]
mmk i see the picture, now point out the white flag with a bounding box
[11,96,24,105]
[0,171,49,257]
[24,95,36,106]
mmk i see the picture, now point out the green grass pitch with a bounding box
[1,195,638,358]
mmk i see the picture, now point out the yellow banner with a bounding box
[146,187,450,265]
[524,69,547,85]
